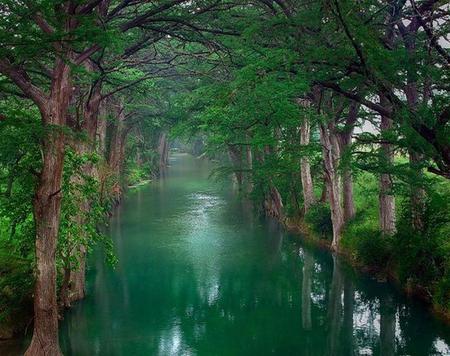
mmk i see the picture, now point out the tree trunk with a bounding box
[403,23,426,231]
[379,96,396,235]
[264,184,284,219]
[300,119,315,213]
[25,58,72,356]
[342,169,355,222]
[409,150,426,231]
[108,103,128,191]
[97,101,108,157]
[338,102,358,222]
[227,145,244,188]
[158,131,170,169]
[320,124,344,251]
[245,140,253,193]
[59,266,72,310]
[65,81,102,306]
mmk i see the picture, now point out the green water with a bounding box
[4,153,450,355]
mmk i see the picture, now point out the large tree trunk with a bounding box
[320,124,344,251]
[25,58,72,356]
[379,96,396,235]
[300,119,315,213]
[64,81,102,307]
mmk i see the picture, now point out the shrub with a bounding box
[0,241,34,335]
[392,189,450,307]
[305,203,333,239]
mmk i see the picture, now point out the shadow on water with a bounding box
[2,153,450,355]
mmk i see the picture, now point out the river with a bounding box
[3,153,450,355]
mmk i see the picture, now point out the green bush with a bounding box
[341,210,393,267]
[126,165,149,186]
[355,230,393,267]
[0,241,34,333]
[305,203,333,239]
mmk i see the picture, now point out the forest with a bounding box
[0,0,449,355]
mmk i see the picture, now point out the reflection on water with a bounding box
[55,153,450,355]
[38,154,450,355]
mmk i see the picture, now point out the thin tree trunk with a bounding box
[245,138,253,193]
[320,124,344,251]
[97,101,108,157]
[300,119,315,213]
[108,103,128,183]
[379,96,396,235]
[402,21,426,231]
[158,131,169,169]
[227,144,244,187]
[409,150,426,231]
[339,102,358,222]
[25,58,72,356]
[261,145,284,218]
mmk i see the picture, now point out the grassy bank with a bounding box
[284,171,450,321]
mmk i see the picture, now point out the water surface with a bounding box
[46,154,450,354]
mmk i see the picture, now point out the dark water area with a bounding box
[2,153,450,355]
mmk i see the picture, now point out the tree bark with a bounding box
[264,184,284,219]
[320,124,344,251]
[245,138,254,193]
[97,101,108,157]
[379,96,396,235]
[158,131,169,169]
[300,119,315,213]
[227,144,244,188]
[25,58,72,356]
[402,19,427,231]
[338,102,358,222]
[108,103,129,183]
[65,80,102,307]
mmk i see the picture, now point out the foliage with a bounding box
[304,203,333,239]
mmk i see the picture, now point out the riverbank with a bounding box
[284,215,450,323]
